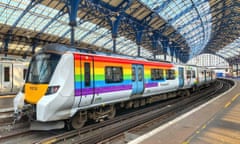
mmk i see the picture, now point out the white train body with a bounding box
[13,44,216,129]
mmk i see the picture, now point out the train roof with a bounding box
[40,44,172,64]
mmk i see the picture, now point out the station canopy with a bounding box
[0,0,239,64]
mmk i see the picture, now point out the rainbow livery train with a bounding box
[13,44,216,130]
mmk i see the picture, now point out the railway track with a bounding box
[0,79,233,144]
[0,95,15,127]
[32,79,233,144]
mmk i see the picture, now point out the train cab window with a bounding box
[4,67,10,82]
[84,63,90,87]
[151,69,164,81]
[186,70,191,79]
[166,69,175,80]
[192,70,196,78]
[105,66,123,83]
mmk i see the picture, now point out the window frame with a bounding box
[166,69,175,80]
[4,67,10,82]
[151,68,164,81]
[84,62,91,87]
[105,66,123,83]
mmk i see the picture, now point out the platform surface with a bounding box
[129,79,240,144]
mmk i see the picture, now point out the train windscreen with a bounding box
[26,53,61,84]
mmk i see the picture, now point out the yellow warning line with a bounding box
[224,102,231,108]
[231,94,239,101]
[224,93,240,108]
[41,138,57,144]
[0,95,15,99]
[183,93,240,144]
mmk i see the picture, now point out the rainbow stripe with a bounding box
[74,53,175,96]
[74,54,81,96]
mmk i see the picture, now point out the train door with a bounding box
[132,64,144,95]
[1,63,12,92]
[74,54,94,107]
[178,67,184,88]
[204,70,207,82]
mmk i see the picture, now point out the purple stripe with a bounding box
[95,85,132,94]
[145,83,158,88]
[75,85,132,96]
[75,89,81,96]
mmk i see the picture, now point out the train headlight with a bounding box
[45,86,60,95]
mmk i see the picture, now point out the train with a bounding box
[13,44,216,130]
[0,59,28,95]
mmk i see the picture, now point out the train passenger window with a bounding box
[132,68,136,81]
[84,63,90,87]
[105,66,123,83]
[151,69,164,80]
[138,68,143,81]
[4,67,10,82]
[192,70,196,78]
[166,69,175,80]
[186,70,191,79]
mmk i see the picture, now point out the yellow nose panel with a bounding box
[25,83,48,104]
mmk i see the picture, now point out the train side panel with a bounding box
[185,65,197,88]
[143,64,179,97]
[91,55,132,105]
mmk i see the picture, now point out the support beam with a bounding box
[152,33,159,59]
[31,38,38,55]
[110,15,122,53]
[4,35,11,57]
[169,43,175,62]
[175,48,180,63]
[161,37,169,61]
[67,0,82,46]
[135,26,144,57]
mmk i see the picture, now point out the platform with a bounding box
[129,79,240,144]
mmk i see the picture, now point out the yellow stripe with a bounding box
[231,93,240,102]
[224,102,231,108]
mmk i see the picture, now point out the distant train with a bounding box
[0,59,28,95]
[13,44,216,130]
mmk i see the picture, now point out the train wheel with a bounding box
[71,111,87,129]
[185,90,190,97]
[108,105,116,119]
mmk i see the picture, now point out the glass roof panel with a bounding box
[140,0,212,58]
[217,37,240,58]
[0,0,30,25]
